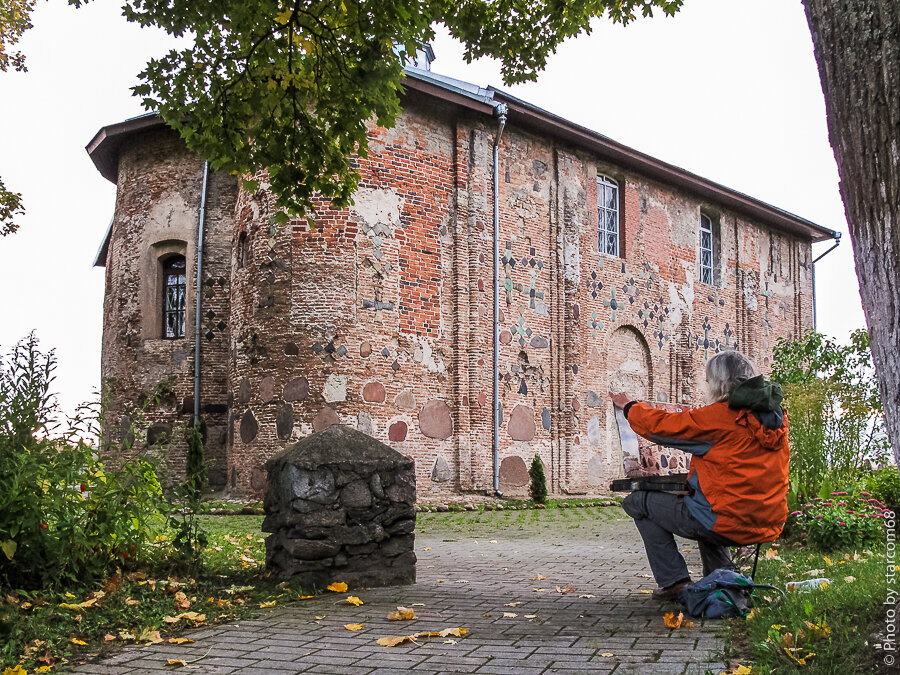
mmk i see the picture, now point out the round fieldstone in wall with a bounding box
[275,403,293,440]
[240,409,259,443]
[499,330,512,345]
[356,412,374,437]
[238,378,252,404]
[395,389,416,411]
[284,342,299,356]
[572,397,581,411]
[587,455,606,486]
[360,341,372,357]
[362,381,386,403]
[431,455,452,482]
[586,390,603,407]
[530,335,549,349]
[478,392,487,407]
[260,376,276,403]
[283,376,309,401]
[388,420,408,442]
[587,415,602,446]
[542,407,551,430]
[312,406,340,432]
[419,399,453,439]
[508,404,536,441]
[499,455,529,488]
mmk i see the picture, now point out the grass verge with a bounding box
[724,540,890,674]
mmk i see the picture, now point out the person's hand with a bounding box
[609,391,632,409]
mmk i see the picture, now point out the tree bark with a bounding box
[803,0,900,466]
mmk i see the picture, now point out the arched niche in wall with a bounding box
[143,238,190,341]
[596,325,653,483]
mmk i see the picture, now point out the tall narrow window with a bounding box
[237,231,249,269]
[162,255,187,339]
[597,175,619,257]
[699,214,714,285]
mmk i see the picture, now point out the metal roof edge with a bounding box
[93,217,113,267]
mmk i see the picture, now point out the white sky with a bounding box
[0,0,864,417]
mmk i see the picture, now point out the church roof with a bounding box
[89,66,836,266]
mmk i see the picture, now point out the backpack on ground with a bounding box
[678,568,784,619]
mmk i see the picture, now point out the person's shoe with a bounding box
[651,580,691,601]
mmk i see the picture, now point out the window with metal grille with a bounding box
[238,231,249,269]
[597,175,619,257]
[162,255,187,339]
[699,214,714,285]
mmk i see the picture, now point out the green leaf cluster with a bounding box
[68,0,682,220]
[0,335,162,591]
[771,329,891,500]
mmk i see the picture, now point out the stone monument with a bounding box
[262,425,416,589]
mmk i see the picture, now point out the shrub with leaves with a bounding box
[529,455,547,504]
[861,466,900,510]
[0,335,162,590]
[772,330,889,500]
[787,490,889,551]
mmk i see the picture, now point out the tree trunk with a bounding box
[803,0,900,466]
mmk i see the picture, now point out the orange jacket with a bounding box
[626,401,790,545]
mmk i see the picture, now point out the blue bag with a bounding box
[679,568,784,619]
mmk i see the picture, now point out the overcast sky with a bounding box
[0,0,864,417]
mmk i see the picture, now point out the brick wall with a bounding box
[100,95,814,498]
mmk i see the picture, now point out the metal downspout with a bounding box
[811,231,841,330]
[492,103,508,496]
[194,162,210,427]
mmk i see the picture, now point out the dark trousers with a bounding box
[622,491,736,588]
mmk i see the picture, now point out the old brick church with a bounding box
[89,57,834,498]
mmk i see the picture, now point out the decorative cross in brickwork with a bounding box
[587,270,604,299]
[590,311,604,338]
[514,268,545,310]
[603,288,620,322]
[639,262,657,289]
[623,277,640,304]
[312,337,349,363]
[723,323,734,347]
[512,311,532,347]
[695,317,713,359]
[761,312,773,336]
[707,288,725,317]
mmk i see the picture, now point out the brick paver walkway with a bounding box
[74,507,727,674]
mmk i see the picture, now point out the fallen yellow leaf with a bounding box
[377,635,415,647]
[300,595,315,600]
[315,615,325,620]
[556,585,576,595]
[502,612,518,618]
[524,614,537,619]
[3,667,28,675]
[327,582,348,592]
[663,612,694,629]
[168,638,195,644]
[104,633,117,641]
[639,590,654,594]
[174,591,190,610]
[600,652,615,657]
[35,668,53,673]
[165,660,187,668]
[530,575,546,581]
[345,624,364,631]
[125,597,140,606]
[345,596,364,606]
[387,606,416,621]
[765,548,778,560]
[71,638,88,645]
[259,600,276,608]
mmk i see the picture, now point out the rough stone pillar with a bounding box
[262,425,416,589]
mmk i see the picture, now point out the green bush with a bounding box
[772,330,889,500]
[861,466,900,510]
[529,455,547,504]
[787,490,888,551]
[0,335,162,590]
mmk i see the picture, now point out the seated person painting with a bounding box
[609,350,790,600]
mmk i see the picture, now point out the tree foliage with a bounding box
[0,0,33,236]
[67,0,681,220]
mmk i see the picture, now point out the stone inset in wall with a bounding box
[499,455,529,495]
[418,399,452,439]
[262,425,416,589]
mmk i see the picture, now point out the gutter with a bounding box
[811,231,842,330]
[194,161,209,427]
[492,103,508,497]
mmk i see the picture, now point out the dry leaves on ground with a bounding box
[377,627,468,647]
[344,624,364,631]
[530,575,546,581]
[387,606,416,621]
[344,596,364,606]
[663,612,694,629]
[556,585,576,595]
[327,581,348,592]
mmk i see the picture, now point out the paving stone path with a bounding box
[75,506,728,674]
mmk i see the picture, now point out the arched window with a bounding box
[597,175,620,257]
[237,231,249,269]
[162,255,187,339]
